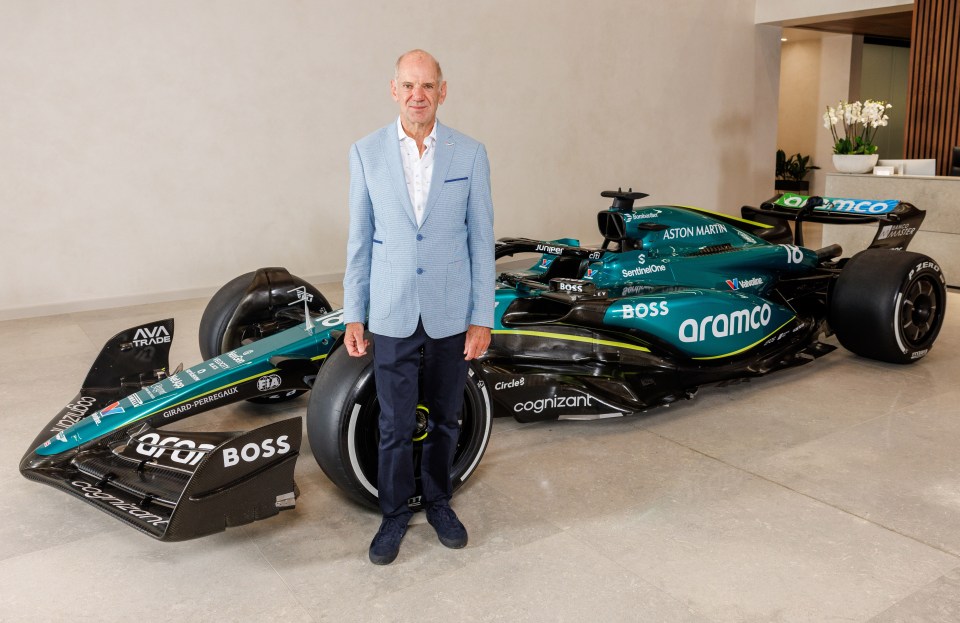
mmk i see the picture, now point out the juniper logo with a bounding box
[536,243,564,255]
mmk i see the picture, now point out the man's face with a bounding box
[391,54,446,130]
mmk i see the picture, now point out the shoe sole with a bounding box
[437,535,468,549]
[369,549,400,565]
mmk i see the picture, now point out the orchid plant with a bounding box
[822,99,892,155]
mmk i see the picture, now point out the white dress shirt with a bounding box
[397,116,437,227]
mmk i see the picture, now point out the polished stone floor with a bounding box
[2,283,960,622]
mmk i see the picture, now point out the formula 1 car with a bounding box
[20,190,947,540]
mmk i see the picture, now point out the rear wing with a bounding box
[742,193,925,250]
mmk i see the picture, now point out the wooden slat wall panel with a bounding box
[906,0,960,175]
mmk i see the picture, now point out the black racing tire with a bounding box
[830,249,947,364]
[199,270,331,403]
[307,339,492,511]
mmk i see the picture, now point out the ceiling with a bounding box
[793,10,913,42]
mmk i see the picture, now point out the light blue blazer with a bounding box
[343,121,495,339]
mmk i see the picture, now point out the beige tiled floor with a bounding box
[3,284,960,622]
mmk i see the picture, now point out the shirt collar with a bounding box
[396,116,438,146]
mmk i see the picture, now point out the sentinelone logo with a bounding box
[622,264,666,278]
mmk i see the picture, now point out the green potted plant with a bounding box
[775,149,819,193]
[822,99,892,173]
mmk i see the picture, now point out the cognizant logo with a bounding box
[679,303,772,343]
[514,395,593,414]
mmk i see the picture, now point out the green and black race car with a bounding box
[20,190,947,540]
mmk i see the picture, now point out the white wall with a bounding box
[777,34,856,197]
[0,1,780,319]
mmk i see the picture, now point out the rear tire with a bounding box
[198,269,331,402]
[307,339,492,510]
[830,249,946,363]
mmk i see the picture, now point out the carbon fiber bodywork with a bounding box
[20,191,940,539]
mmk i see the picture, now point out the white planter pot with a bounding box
[832,153,879,174]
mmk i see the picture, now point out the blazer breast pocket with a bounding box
[439,177,470,216]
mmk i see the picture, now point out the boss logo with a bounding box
[620,301,669,319]
[223,436,291,467]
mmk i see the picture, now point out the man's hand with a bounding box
[463,325,491,360]
[344,322,369,357]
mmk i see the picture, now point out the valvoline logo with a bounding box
[726,276,764,290]
[584,268,596,280]
[540,258,552,269]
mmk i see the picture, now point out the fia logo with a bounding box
[257,374,282,392]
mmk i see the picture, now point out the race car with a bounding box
[20,190,947,540]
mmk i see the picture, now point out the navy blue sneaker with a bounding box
[368,516,409,565]
[426,504,468,549]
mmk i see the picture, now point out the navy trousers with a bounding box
[372,320,469,519]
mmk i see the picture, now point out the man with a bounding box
[342,49,495,565]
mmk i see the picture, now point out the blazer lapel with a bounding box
[422,123,455,226]
[381,125,417,226]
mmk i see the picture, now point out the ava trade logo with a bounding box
[132,325,171,348]
[726,276,764,290]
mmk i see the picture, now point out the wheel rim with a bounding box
[349,374,486,505]
[900,275,940,345]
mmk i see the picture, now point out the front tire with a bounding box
[830,249,946,363]
[307,339,492,510]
